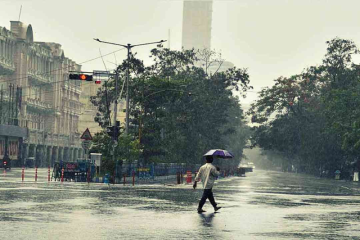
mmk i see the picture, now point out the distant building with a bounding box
[79,77,126,134]
[79,80,102,133]
[182,1,235,73]
[0,21,84,167]
[182,0,213,50]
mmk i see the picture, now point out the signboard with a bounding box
[138,168,151,179]
[90,153,102,166]
[93,70,110,77]
[81,140,92,150]
[81,128,93,140]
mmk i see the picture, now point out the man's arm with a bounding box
[193,168,202,189]
[211,166,221,177]
[195,168,202,182]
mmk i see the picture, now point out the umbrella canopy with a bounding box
[203,149,234,159]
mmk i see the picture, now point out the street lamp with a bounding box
[94,38,166,135]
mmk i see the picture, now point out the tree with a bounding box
[249,37,360,176]
[89,131,141,174]
[90,46,252,167]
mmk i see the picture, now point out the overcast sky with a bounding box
[1,0,360,104]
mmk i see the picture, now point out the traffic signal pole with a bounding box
[113,71,119,183]
[113,70,119,140]
[95,38,165,182]
[125,46,130,135]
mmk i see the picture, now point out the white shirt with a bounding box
[195,163,220,189]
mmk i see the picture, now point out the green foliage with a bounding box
[89,131,141,174]
[90,47,251,166]
[249,37,360,175]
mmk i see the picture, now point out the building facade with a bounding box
[0,21,83,167]
[79,74,127,134]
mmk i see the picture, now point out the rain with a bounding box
[1,0,360,239]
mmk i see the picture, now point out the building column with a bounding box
[46,146,52,167]
[35,145,44,167]
[74,149,78,161]
[22,143,29,167]
[72,148,76,162]
[29,144,36,158]
[69,148,74,162]
[17,138,24,168]
[58,147,63,164]
[63,147,69,162]
[80,148,84,159]
[2,136,9,163]
[52,146,58,166]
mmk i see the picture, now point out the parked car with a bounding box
[25,157,35,168]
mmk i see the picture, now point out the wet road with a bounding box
[1,168,360,239]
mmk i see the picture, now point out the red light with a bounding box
[3,161,7,165]
[80,74,87,80]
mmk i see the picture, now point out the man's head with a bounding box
[205,155,214,163]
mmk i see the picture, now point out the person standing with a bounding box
[193,155,222,213]
[354,158,360,182]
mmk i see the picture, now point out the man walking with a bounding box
[193,155,222,213]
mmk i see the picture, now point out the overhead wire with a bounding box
[0,47,126,85]
[0,45,122,99]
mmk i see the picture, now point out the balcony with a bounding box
[63,82,81,94]
[28,69,53,85]
[61,98,82,115]
[28,130,81,148]
[26,98,54,115]
[0,56,15,75]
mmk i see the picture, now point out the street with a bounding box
[1,168,360,239]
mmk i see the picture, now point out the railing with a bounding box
[28,69,53,84]
[28,130,81,148]
[27,98,52,109]
[61,98,82,114]
[119,163,202,178]
[63,82,81,93]
[0,56,15,71]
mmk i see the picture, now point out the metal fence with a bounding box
[118,163,202,179]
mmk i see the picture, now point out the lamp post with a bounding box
[94,38,166,135]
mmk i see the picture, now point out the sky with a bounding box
[1,0,360,105]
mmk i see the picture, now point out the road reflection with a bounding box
[198,212,215,227]
[2,169,360,239]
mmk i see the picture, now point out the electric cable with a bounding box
[0,47,125,84]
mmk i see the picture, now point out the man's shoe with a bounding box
[197,209,206,213]
[214,206,222,212]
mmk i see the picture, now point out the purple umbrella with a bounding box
[203,149,234,159]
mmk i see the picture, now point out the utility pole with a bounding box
[94,38,166,134]
[113,71,119,183]
[125,46,130,135]
[113,71,119,142]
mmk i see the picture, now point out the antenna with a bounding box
[99,48,108,72]
[168,29,171,49]
[18,5,22,21]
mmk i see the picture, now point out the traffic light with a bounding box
[106,126,120,139]
[69,73,93,81]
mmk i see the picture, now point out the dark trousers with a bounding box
[198,188,217,210]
